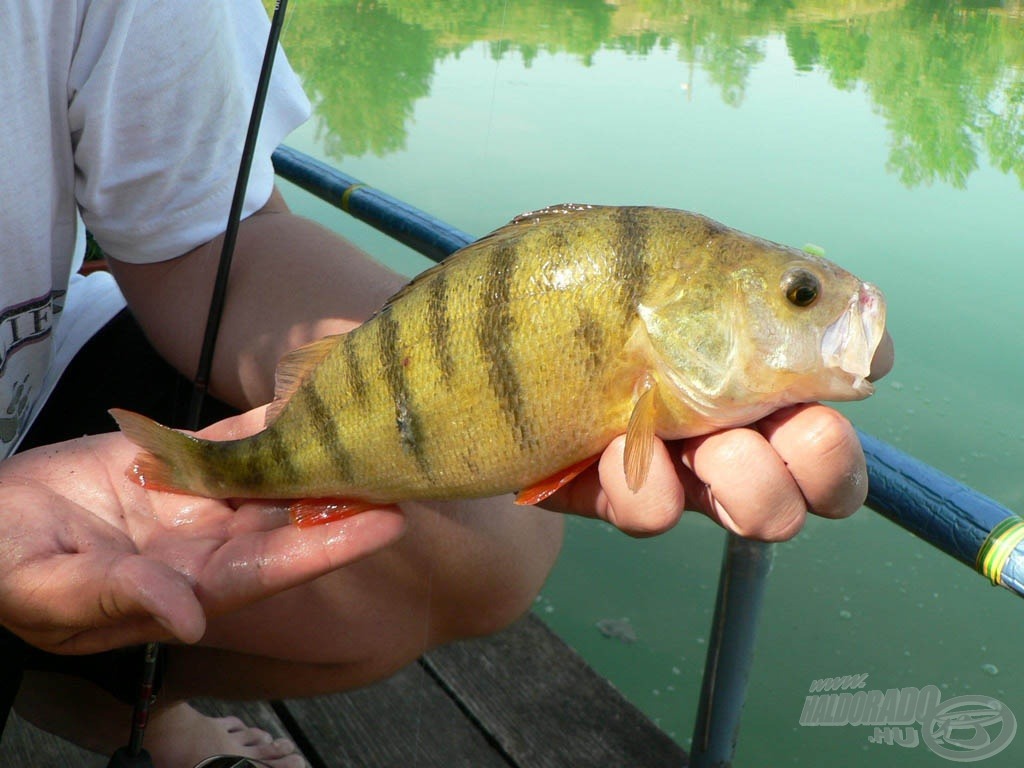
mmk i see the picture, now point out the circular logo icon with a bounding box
[921,695,1016,762]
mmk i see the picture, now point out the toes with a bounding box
[268,756,307,768]
[266,737,298,754]
[243,727,274,748]
[212,715,248,733]
[206,718,303,763]
[256,737,305,767]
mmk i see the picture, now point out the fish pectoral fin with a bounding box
[514,455,601,506]
[624,377,658,493]
[289,498,380,528]
[268,336,343,424]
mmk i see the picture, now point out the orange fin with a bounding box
[126,452,185,493]
[109,408,194,494]
[624,376,657,493]
[514,455,600,506]
[289,498,378,528]
[267,336,343,425]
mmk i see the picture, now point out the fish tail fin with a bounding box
[109,408,204,494]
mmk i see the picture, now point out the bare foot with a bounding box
[141,703,307,768]
[14,671,306,767]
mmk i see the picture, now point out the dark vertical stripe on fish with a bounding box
[343,334,369,404]
[478,243,534,451]
[293,383,355,484]
[261,423,302,486]
[426,272,455,382]
[378,309,431,475]
[613,207,651,317]
[574,308,605,374]
[221,439,275,494]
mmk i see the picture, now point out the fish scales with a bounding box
[111,205,888,509]
[205,208,652,500]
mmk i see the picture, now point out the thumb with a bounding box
[16,553,207,654]
[99,553,208,645]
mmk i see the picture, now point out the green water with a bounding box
[273,2,1024,763]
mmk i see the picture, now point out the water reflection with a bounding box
[278,1,1024,188]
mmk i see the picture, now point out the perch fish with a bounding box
[111,204,888,526]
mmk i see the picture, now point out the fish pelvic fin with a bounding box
[109,408,200,494]
[624,376,658,493]
[514,455,600,506]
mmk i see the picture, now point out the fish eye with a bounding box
[783,270,820,308]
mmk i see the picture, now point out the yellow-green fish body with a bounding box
[113,205,886,508]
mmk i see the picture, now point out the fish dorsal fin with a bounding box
[509,203,597,227]
[266,335,341,425]
[377,260,451,315]
[457,204,600,255]
[473,204,598,247]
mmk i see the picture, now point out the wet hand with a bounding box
[0,412,404,655]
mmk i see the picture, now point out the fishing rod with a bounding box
[188,0,290,427]
[107,2,290,766]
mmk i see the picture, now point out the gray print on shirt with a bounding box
[0,373,32,446]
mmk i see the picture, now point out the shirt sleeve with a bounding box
[68,0,311,263]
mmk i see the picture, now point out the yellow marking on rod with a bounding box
[976,516,1024,586]
[340,183,367,212]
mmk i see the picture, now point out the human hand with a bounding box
[543,403,867,539]
[0,408,404,655]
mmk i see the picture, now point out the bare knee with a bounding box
[429,505,564,643]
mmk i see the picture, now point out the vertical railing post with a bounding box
[690,533,775,767]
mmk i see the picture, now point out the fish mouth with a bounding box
[821,282,887,397]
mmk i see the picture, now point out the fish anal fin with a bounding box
[624,376,658,493]
[126,452,183,493]
[289,498,378,528]
[268,336,342,425]
[514,455,600,506]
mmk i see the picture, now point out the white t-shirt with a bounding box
[0,0,310,456]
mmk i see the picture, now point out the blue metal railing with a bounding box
[272,144,1024,767]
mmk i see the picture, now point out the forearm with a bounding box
[108,189,407,409]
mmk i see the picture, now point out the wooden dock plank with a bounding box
[423,614,688,768]
[276,661,512,768]
[1,711,106,767]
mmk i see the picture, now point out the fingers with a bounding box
[194,506,406,617]
[682,404,866,541]
[869,329,894,382]
[546,404,866,543]
[756,403,867,520]
[597,437,686,537]
[102,553,208,644]
[679,428,808,541]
